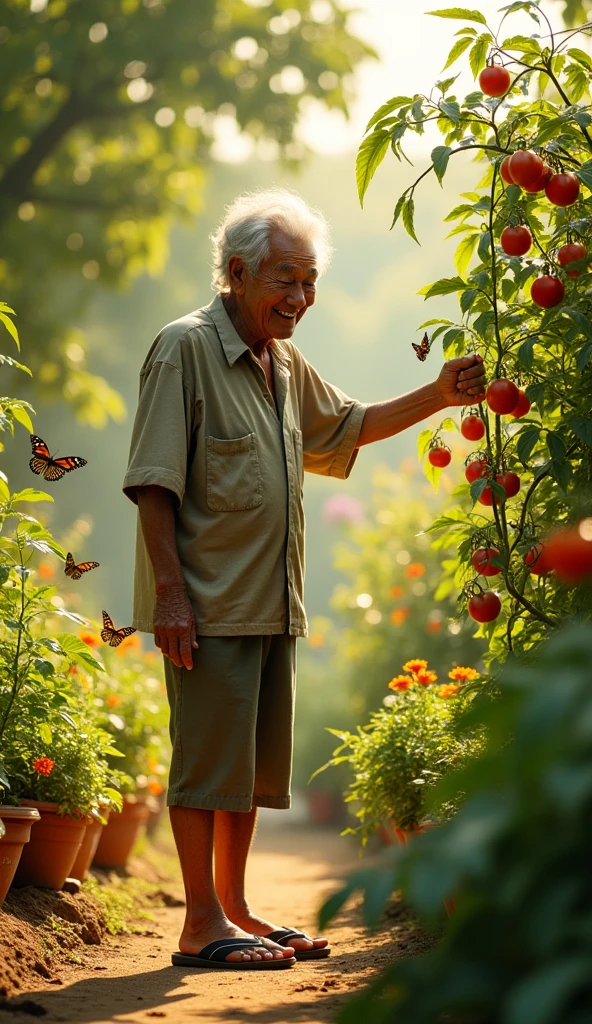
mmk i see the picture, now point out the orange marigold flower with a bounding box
[405,562,425,579]
[439,683,462,699]
[106,694,121,708]
[33,757,54,776]
[148,780,163,796]
[309,633,324,648]
[37,561,55,580]
[390,585,404,599]
[390,608,410,626]
[79,630,100,648]
[388,675,413,692]
[448,666,480,682]
[426,620,441,634]
[403,659,428,674]
[414,669,438,687]
[115,633,142,656]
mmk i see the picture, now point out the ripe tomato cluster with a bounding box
[498,150,585,308]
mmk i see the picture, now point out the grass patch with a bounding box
[83,876,164,935]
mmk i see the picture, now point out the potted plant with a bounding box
[78,631,169,868]
[313,659,484,845]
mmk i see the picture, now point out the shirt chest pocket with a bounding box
[206,433,263,512]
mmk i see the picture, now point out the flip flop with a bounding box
[265,927,331,961]
[171,936,296,970]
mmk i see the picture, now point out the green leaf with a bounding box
[469,33,491,77]
[470,476,488,504]
[0,312,19,349]
[563,307,592,339]
[517,426,541,465]
[568,47,592,69]
[442,34,474,70]
[501,34,541,55]
[570,416,592,447]
[424,458,443,492]
[440,417,458,432]
[38,721,52,746]
[477,230,491,263]
[432,145,452,183]
[11,489,54,504]
[402,196,419,244]
[547,430,567,462]
[440,100,461,124]
[576,343,592,371]
[460,288,478,314]
[577,160,592,191]
[365,96,412,132]
[390,190,408,229]
[418,276,466,299]
[417,428,433,462]
[517,338,536,370]
[10,403,34,433]
[455,233,479,276]
[427,8,488,24]
[356,130,391,207]
[55,632,105,673]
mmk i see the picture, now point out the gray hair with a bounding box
[210,188,333,292]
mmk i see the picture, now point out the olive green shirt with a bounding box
[123,293,366,637]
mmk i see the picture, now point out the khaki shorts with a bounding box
[164,634,296,812]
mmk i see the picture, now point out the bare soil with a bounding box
[0,824,431,1024]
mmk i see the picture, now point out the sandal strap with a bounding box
[198,937,267,962]
[266,928,310,946]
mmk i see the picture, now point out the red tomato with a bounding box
[478,485,495,507]
[545,172,580,208]
[523,163,553,193]
[545,521,592,584]
[500,155,515,184]
[557,242,587,279]
[524,543,552,576]
[508,150,544,188]
[468,591,502,623]
[472,547,501,577]
[486,379,520,415]
[531,275,565,309]
[465,458,489,484]
[511,390,531,419]
[500,225,532,257]
[496,471,521,499]
[461,415,485,442]
[479,65,511,97]
[428,446,451,468]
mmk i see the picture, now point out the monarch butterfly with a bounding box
[101,610,136,648]
[29,435,87,482]
[64,552,100,581]
[411,332,432,362]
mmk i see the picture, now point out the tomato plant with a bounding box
[356,1,592,664]
[472,547,502,577]
[461,412,485,441]
[468,590,502,623]
[479,64,510,97]
[500,225,532,256]
[558,241,587,277]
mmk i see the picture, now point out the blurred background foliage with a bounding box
[0,0,373,421]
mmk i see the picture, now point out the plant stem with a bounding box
[0,541,27,743]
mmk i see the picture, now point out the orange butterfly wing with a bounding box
[29,434,87,481]
[64,552,100,581]
[101,610,135,647]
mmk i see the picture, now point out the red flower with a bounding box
[33,757,54,776]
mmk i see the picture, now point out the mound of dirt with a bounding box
[0,887,108,1000]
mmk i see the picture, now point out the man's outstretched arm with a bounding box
[136,484,198,671]
[357,354,487,447]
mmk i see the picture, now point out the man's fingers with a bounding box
[179,633,194,671]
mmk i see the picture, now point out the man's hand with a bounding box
[435,354,487,407]
[153,583,199,671]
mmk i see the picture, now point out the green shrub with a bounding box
[320,624,592,1024]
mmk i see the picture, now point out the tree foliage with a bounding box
[357,1,592,666]
[0,0,373,423]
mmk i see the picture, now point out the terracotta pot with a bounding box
[92,795,150,869]
[12,801,87,890]
[70,809,111,882]
[0,806,41,905]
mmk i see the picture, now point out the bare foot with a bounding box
[179,910,295,964]
[227,907,328,954]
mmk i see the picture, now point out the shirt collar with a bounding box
[207,293,292,368]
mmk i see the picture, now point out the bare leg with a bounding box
[169,806,292,963]
[214,808,328,953]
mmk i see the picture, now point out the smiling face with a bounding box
[226,227,318,347]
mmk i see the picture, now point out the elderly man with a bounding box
[123,188,486,971]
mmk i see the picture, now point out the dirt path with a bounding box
[0,825,422,1024]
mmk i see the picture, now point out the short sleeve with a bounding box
[123,360,194,507]
[296,353,367,479]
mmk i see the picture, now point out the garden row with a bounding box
[0,304,170,906]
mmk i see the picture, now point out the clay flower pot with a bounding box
[12,801,87,890]
[92,795,150,869]
[70,808,111,882]
[0,806,41,905]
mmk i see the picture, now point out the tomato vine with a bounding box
[357,1,592,663]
